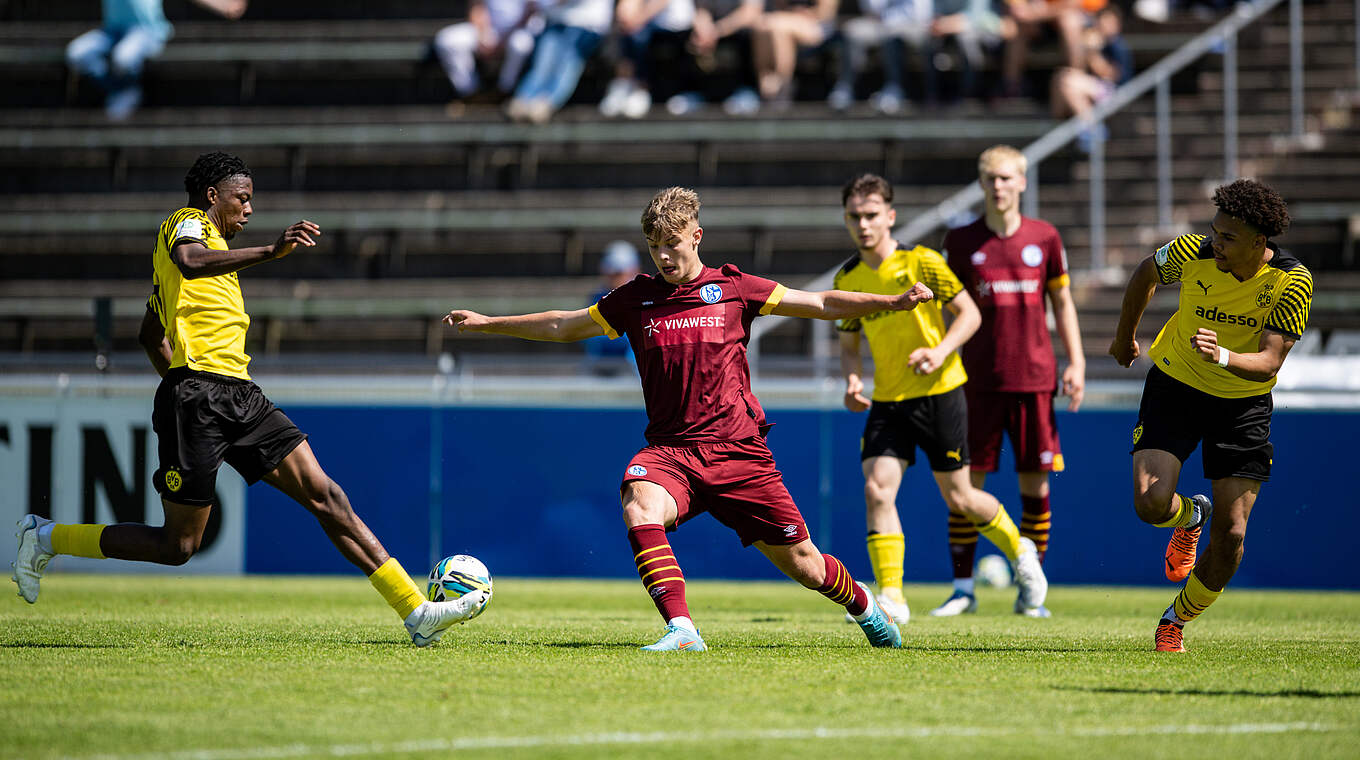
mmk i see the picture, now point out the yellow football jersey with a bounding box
[1147,234,1312,398]
[147,208,252,379]
[834,245,967,401]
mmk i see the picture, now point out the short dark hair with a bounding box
[842,174,893,207]
[184,152,251,198]
[1212,179,1290,239]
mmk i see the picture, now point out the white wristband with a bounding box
[1216,347,1231,367]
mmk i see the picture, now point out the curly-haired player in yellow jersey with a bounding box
[1110,179,1313,652]
[11,152,485,646]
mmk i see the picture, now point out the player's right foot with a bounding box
[11,514,54,604]
[403,591,488,647]
[853,582,902,648]
[929,590,978,617]
[1165,494,1212,582]
[1012,538,1048,614]
[1154,618,1186,652]
[640,624,707,652]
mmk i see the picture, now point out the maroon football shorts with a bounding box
[620,436,810,547]
[963,387,1065,474]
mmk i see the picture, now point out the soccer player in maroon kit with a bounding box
[935,145,1086,618]
[444,187,933,651]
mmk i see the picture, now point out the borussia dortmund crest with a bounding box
[1256,282,1274,308]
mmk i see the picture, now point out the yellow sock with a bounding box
[50,524,106,559]
[866,532,905,601]
[976,507,1022,561]
[1172,570,1222,623]
[368,558,426,620]
[1154,494,1194,528]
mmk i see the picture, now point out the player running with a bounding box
[445,186,934,651]
[1109,179,1312,652]
[11,152,485,647]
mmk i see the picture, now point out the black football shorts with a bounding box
[1131,366,1272,481]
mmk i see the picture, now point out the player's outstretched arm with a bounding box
[443,307,606,343]
[137,306,172,378]
[772,282,933,320]
[172,221,319,279]
[1109,255,1159,367]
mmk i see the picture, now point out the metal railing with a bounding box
[750,0,1320,374]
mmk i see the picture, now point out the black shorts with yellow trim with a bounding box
[151,367,308,506]
[860,386,969,471]
[1131,365,1272,482]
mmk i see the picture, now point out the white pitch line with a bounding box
[57,722,1337,760]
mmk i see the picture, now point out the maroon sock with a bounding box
[817,553,869,616]
[628,524,690,622]
[1021,494,1051,563]
[948,512,979,579]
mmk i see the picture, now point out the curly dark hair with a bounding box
[842,173,894,207]
[183,152,251,198]
[1212,179,1290,238]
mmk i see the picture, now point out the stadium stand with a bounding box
[1,0,1357,377]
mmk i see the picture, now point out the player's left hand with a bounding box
[1190,327,1220,362]
[908,346,947,376]
[894,281,933,310]
[1061,363,1085,412]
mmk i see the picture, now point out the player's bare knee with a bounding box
[161,535,199,566]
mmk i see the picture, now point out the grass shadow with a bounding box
[0,641,123,649]
[1059,685,1360,699]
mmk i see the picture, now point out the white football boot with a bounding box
[403,590,488,647]
[1012,537,1049,615]
[12,515,54,604]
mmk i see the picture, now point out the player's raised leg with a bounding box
[757,539,901,648]
[620,479,706,652]
[1154,477,1256,652]
[1131,449,1210,582]
[265,441,484,646]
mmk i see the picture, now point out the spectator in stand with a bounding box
[505,0,614,123]
[664,0,765,115]
[751,0,839,108]
[66,0,247,121]
[929,0,1009,102]
[599,0,697,119]
[582,240,641,375]
[431,0,543,113]
[1050,5,1131,151]
[999,0,1103,99]
[826,0,933,114]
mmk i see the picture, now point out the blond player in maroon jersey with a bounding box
[445,187,935,651]
[936,145,1086,618]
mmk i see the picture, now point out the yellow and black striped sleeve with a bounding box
[915,247,964,303]
[161,208,210,251]
[833,256,862,333]
[1152,233,1207,285]
[1265,265,1313,339]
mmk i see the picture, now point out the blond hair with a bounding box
[642,187,700,239]
[978,145,1027,177]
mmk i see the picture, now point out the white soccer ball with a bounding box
[426,554,493,619]
[975,553,1013,589]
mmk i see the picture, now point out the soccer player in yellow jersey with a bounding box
[835,174,1049,623]
[11,152,485,646]
[1110,179,1312,652]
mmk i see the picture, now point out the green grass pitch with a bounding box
[2,575,1358,760]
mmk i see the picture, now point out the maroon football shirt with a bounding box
[943,217,1070,392]
[590,264,786,445]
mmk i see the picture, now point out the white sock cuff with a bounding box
[36,523,55,555]
[668,616,696,633]
[955,578,975,595]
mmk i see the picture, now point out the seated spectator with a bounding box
[751,0,839,107]
[582,240,640,375]
[505,0,613,123]
[66,0,247,121]
[431,0,543,112]
[599,0,697,119]
[929,0,1008,102]
[663,0,765,115]
[1050,5,1130,150]
[1000,0,1103,99]
[827,0,933,114]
